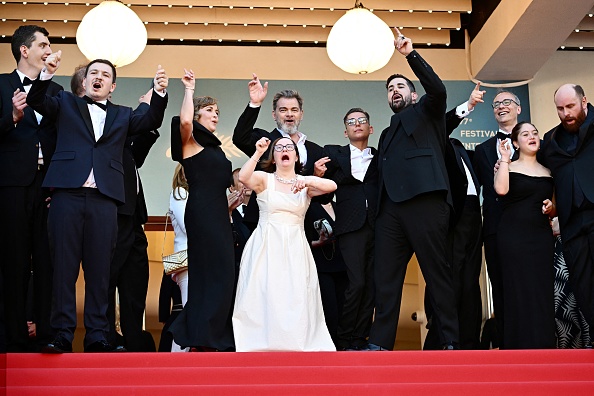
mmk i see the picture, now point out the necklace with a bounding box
[274,172,297,184]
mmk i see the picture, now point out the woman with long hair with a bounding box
[168,70,235,352]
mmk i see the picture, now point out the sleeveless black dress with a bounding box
[497,172,555,349]
[169,117,235,350]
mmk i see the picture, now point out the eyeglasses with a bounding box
[345,117,369,126]
[492,99,519,109]
[273,144,296,152]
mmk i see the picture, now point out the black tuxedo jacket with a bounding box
[0,70,63,186]
[473,136,500,236]
[541,103,594,240]
[119,102,160,222]
[377,50,450,208]
[233,104,324,226]
[321,144,378,236]
[27,79,167,204]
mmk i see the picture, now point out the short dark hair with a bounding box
[70,64,87,97]
[85,59,117,83]
[260,137,303,174]
[272,90,303,111]
[510,121,538,159]
[11,25,49,64]
[343,107,370,124]
[386,73,416,92]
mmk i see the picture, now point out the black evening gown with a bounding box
[169,117,235,350]
[497,172,555,349]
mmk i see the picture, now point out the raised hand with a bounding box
[393,27,413,56]
[12,88,27,123]
[153,64,169,93]
[314,157,331,177]
[181,68,195,90]
[499,139,511,162]
[44,50,61,74]
[468,82,486,110]
[248,73,268,106]
[255,136,270,155]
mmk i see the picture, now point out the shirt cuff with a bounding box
[248,102,261,108]
[40,69,54,80]
[456,101,473,118]
[154,89,166,97]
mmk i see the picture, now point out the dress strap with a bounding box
[267,172,275,191]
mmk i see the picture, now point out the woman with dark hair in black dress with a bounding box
[494,121,556,349]
[168,69,235,351]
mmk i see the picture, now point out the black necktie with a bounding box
[83,95,107,111]
[22,77,34,86]
[497,131,511,141]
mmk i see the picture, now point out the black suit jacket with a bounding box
[0,70,63,186]
[473,136,500,237]
[119,102,160,222]
[541,103,594,240]
[321,144,378,236]
[27,79,167,204]
[377,50,450,208]
[232,104,324,225]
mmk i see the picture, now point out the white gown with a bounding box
[232,173,336,352]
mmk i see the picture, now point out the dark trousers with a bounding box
[48,188,117,347]
[484,233,504,348]
[562,209,594,331]
[336,222,375,348]
[425,196,483,350]
[370,192,458,349]
[107,214,150,351]
[0,170,53,351]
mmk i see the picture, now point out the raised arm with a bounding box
[179,68,196,148]
[494,139,512,195]
[232,74,270,156]
[26,50,62,118]
[238,137,270,194]
[394,28,446,117]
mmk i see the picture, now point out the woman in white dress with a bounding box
[233,137,337,351]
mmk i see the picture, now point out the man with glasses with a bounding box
[365,31,459,351]
[314,108,378,351]
[472,90,522,349]
[233,73,323,230]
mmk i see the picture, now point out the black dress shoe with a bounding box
[362,343,390,351]
[84,340,127,353]
[42,336,73,353]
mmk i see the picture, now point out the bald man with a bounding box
[541,83,594,348]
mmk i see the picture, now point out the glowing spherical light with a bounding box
[326,7,395,74]
[76,0,147,68]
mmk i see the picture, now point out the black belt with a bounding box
[37,163,45,172]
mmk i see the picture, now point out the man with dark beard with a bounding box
[233,74,323,230]
[541,84,594,348]
[364,30,459,351]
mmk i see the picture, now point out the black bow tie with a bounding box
[83,95,107,111]
[22,77,34,86]
[497,132,511,141]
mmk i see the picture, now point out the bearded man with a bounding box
[541,84,594,348]
[232,74,323,230]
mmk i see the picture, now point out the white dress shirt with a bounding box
[349,144,373,182]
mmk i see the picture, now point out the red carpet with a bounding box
[4,350,594,395]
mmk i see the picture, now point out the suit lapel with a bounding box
[76,97,95,139]
[337,145,352,176]
[100,102,118,141]
[10,71,39,126]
